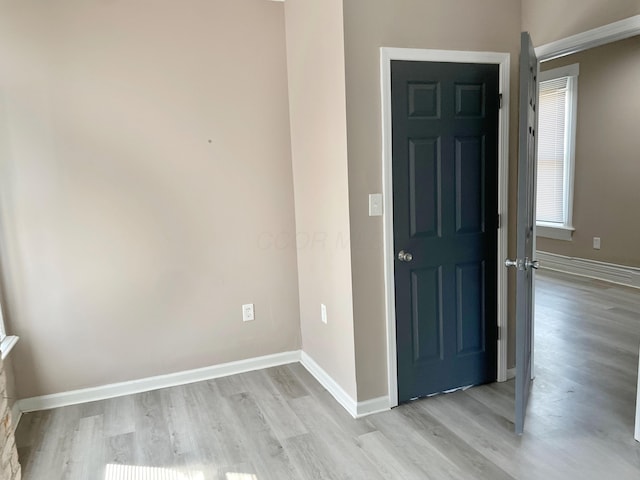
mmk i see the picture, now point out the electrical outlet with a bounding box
[242,304,255,322]
[321,304,327,324]
[593,237,601,250]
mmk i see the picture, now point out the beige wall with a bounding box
[0,0,301,399]
[522,0,640,46]
[342,0,522,400]
[284,0,358,399]
[537,36,640,266]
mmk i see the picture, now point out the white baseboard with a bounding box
[536,251,640,289]
[299,351,359,417]
[356,396,390,418]
[299,351,390,419]
[14,349,391,422]
[507,368,516,380]
[16,350,301,414]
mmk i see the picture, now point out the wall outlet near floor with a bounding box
[593,237,601,250]
[321,304,328,324]
[242,303,255,322]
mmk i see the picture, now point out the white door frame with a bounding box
[380,48,511,407]
[535,15,640,61]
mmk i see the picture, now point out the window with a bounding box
[0,305,18,359]
[536,63,579,241]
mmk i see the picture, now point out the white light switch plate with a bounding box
[369,193,383,216]
[321,304,327,324]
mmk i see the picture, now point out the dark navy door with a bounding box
[392,60,499,402]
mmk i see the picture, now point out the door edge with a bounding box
[380,47,511,408]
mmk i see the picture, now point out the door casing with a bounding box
[381,47,511,407]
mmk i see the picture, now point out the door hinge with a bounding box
[497,213,501,229]
[499,93,503,109]
[497,325,502,340]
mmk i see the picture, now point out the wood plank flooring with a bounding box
[15,270,640,479]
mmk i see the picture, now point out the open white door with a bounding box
[506,31,539,435]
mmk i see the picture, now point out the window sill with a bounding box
[536,223,575,241]
[0,335,19,360]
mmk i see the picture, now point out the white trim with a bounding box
[496,53,511,384]
[356,396,391,418]
[535,15,640,61]
[565,69,578,233]
[0,335,19,360]
[635,349,640,442]
[16,350,301,413]
[0,302,5,339]
[299,352,389,418]
[539,63,579,82]
[380,47,511,407]
[299,351,358,417]
[379,47,512,65]
[11,401,22,432]
[381,47,397,408]
[537,251,640,289]
[537,63,579,235]
[536,224,574,241]
[12,350,387,422]
[507,368,516,380]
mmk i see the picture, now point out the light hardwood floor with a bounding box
[15,270,640,479]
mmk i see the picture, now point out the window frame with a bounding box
[536,63,579,241]
[0,304,6,342]
[0,304,18,359]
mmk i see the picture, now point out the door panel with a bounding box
[455,83,486,117]
[513,32,539,435]
[393,61,499,402]
[409,138,441,237]
[455,136,485,233]
[408,82,440,118]
[455,262,486,356]
[411,268,443,363]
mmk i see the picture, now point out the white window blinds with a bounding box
[537,76,569,224]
